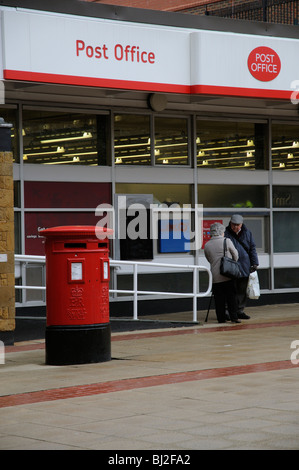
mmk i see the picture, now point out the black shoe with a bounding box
[238,312,250,319]
[231,319,241,323]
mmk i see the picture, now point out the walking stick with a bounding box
[205,294,213,323]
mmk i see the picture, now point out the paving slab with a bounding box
[0,303,299,451]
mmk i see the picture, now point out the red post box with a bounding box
[40,225,113,365]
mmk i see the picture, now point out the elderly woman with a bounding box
[204,222,241,324]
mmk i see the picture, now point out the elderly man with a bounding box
[225,214,259,319]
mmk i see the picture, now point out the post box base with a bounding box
[45,323,111,365]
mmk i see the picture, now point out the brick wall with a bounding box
[0,131,15,345]
[85,0,298,24]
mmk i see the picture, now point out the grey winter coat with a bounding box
[204,235,239,283]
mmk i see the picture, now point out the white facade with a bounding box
[3,0,299,310]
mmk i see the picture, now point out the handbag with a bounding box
[220,238,241,279]
[247,271,260,299]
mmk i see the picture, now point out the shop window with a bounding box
[115,184,193,259]
[0,107,19,163]
[24,181,111,208]
[273,212,299,252]
[117,272,194,297]
[114,115,189,166]
[114,114,150,165]
[25,264,45,302]
[14,212,21,255]
[274,268,299,289]
[22,110,109,165]
[115,183,192,206]
[196,120,267,170]
[256,269,270,290]
[154,117,189,165]
[272,123,299,170]
[25,211,103,255]
[202,214,269,253]
[273,186,299,208]
[198,184,269,208]
[14,181,21,208]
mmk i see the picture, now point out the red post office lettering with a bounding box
[75,40,155,64]
[76,40,109,59]
[114,44,155,63]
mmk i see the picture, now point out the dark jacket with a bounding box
[225,223,259,277]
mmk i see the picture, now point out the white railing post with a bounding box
[193,267,198,322]
[133,262,138,320]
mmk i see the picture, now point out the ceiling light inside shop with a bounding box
[114,140,149,149]
[199,141,254,153]
[272,141,299,150]
[23,146,65,158]
[63,151,97,157]
[40,132,92,143]
[155,142,187,149]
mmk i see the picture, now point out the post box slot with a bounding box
[98,243,107,248]
[64,243,87,248]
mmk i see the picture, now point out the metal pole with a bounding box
[133,263,138,320]
[262,0,267,22]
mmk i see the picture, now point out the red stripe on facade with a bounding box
[191,84,292,100]
[3,70,190,94]
[4,69,292,100]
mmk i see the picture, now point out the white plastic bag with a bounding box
[247,271,260,299]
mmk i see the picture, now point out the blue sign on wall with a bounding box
[158,219,191,253]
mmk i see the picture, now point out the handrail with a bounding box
[15,255,212,322]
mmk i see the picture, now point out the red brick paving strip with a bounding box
[2,319,298,409]
[0,360,296,409]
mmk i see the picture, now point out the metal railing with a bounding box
[14,255,212,323]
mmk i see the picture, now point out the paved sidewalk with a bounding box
[1,303,299,450]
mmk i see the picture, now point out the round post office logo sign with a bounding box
[248,46,281,82]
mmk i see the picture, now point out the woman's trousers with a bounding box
[212,280,238,323]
